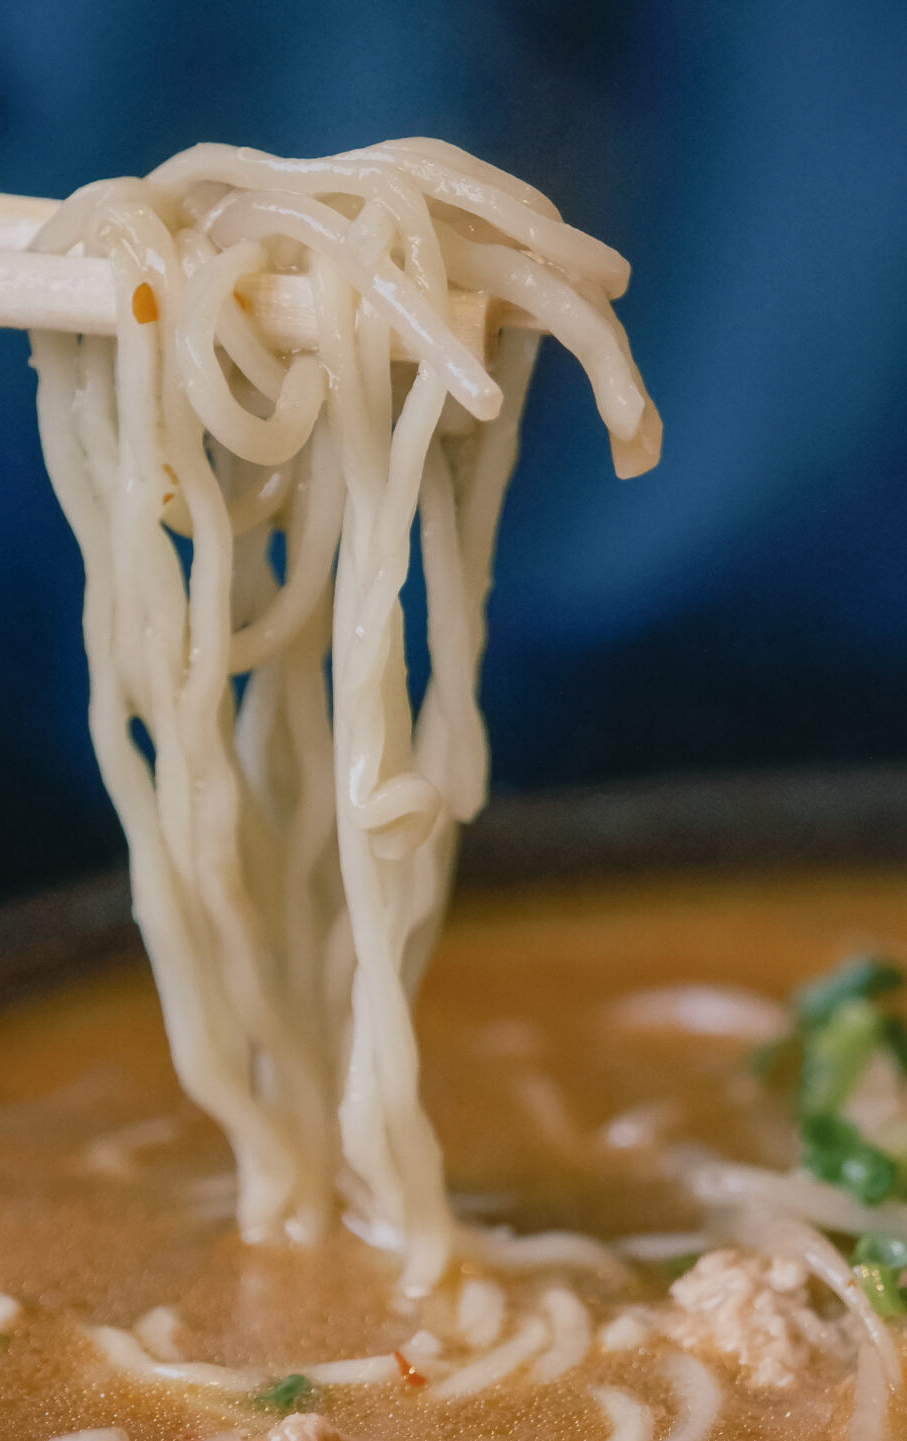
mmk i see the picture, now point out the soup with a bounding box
[2,866,906,1439]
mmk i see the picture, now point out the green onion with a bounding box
[754,956,907,1212]
[660,1250,703,1285]
[795,957,903,1029]
[798,999,881,1115]
[801,1113,900,1205]
[852,1236,907,1316]
[884,1015,907,1072]
[254,1373,315,1413]
[874,1122,907,1194]
[629,1247,704,1286]
[853,1232,907,1269]
[852,1263,907,1317]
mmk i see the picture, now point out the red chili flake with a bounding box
[393,1350,427,1387]
[162,492,174,504]
[132,282,158,324]
[233,285,253,313]
[163,463,179,485]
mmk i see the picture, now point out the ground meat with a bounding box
[658,1247,854,1389]
[267,1414,346,1441]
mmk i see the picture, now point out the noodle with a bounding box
[132,1305,183,1362]
[673,1147,907,1242]
[850,1343,891,1441]
[662,1351,723,1441]
[591,1387,656,1441]
[602,985,789,1040]
[29,138,659,1294]
[456,1277,507,1349]
[89,1325,263,1391]
[598,1313,652,1352]
[433,1316,548,1399]
[532,1286,592,1382]
[82,1114,179,1178]
[457,1223,634,1284]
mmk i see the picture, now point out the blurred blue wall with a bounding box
[1,0,906,895]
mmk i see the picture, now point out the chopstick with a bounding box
[0,193,539,363]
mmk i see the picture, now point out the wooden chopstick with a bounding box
[0,193,538,364]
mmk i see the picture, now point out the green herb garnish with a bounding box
[853,1263,907,1316]
[852,1234,907,1316]
[254,1373,315,1413]
[801,1113,899,1205]
[798,999,881,1116]
[853,1232,907,1268]
[754,955,907,1206]
[884,1015,907,1073]
[795,957,903,1029]
[661,1252,702,1281]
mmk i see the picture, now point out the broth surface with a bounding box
[2,867,907,1438]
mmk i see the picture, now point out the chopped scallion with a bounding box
[254,1372,315,1412]
[795,957,903,1029]
[884,1015,907,1072]
[661,1252,702,1281]
[801,1113,899,1205]
[852,1261,907,1317]
[853,1232,907,1269]
[798,999,881,1115]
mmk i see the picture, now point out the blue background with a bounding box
[1,1,906,897]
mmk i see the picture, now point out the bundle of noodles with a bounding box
[29,138,660,1293]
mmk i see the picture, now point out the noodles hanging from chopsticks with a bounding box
[29,138,659,1293]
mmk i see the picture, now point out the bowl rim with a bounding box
[4,762,907,1000]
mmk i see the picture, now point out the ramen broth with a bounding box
[2,868,907,1439]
